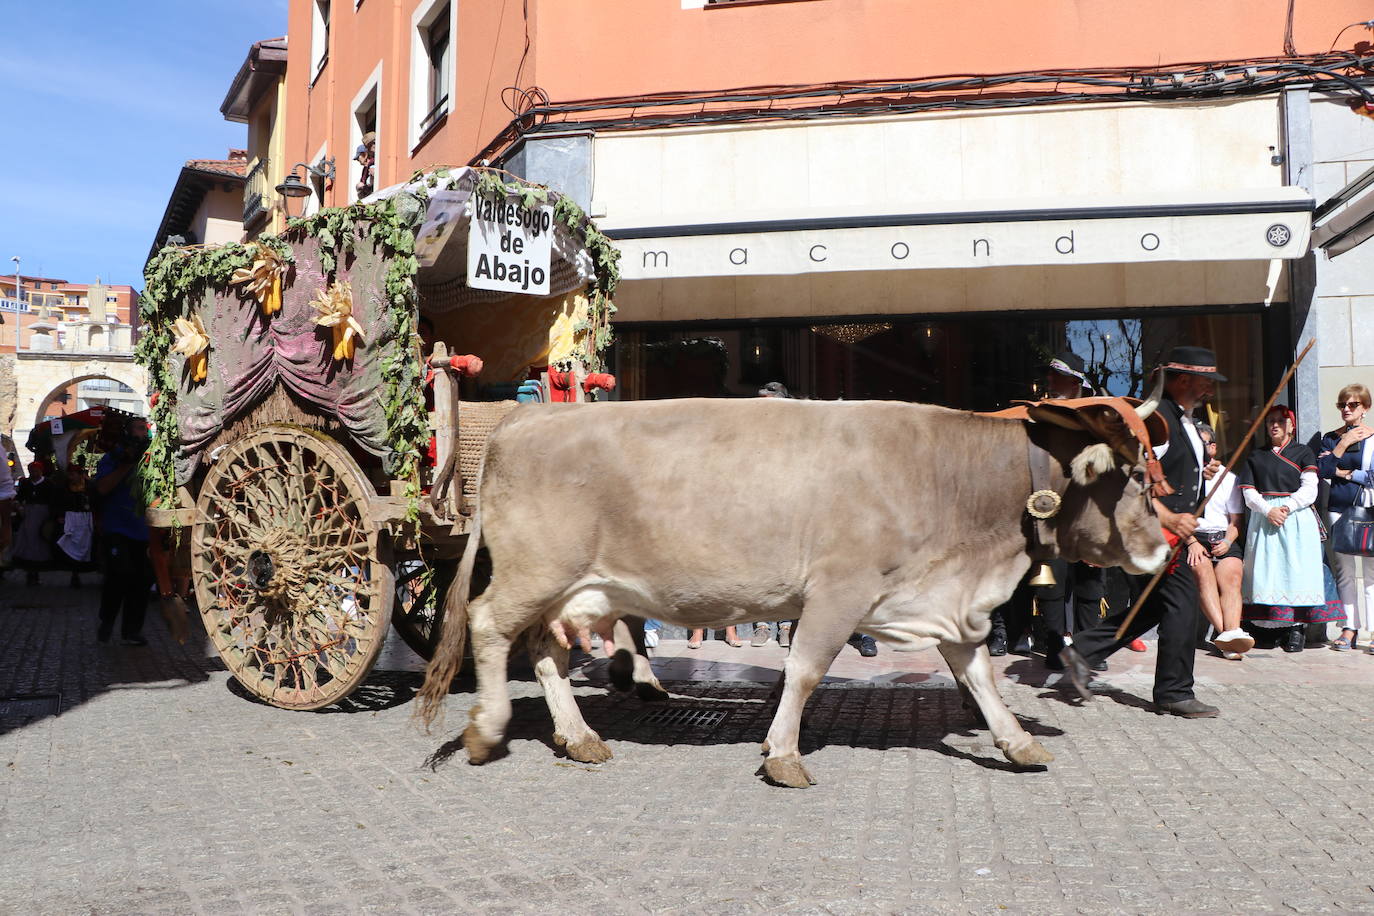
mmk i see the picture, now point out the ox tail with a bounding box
[415,511,482,732]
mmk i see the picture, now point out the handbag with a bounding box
[1332,482,1374,557]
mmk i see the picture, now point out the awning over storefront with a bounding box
[606,189,1314,280]
[1312,163,1374,257]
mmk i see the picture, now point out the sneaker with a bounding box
[987,632,1008,656]
[1213,629,1255,654]
[751,624,771,647]
[777,624,791,648]
[857,635,878,657]
[1126,638,1148,652]
[1221,650,1243,661]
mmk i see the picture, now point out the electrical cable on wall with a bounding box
[473,51,1374,166]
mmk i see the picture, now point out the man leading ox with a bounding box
[1061,346,1225,718]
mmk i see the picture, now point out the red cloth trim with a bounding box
[547,368,577,402]
[1162,528,1182,575]
[449,355,483,377]
[582,372,616,393]
[1273,450,1301,473]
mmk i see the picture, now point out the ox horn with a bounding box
[1135,371,1165,419]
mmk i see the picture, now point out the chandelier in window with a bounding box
[810,322,892,345]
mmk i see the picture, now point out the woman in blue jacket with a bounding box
[1313,384,1373,650]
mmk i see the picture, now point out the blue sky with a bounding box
[0,0,288,291]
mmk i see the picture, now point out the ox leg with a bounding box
[938,641,1054,769]
[760,607,853,788]
[607,617,670,702]
[527,627,613,764]
[463,595,517,765]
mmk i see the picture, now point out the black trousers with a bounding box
[989,577,1039,648]
[1038,559,1106,637]
[1070,556,1200,706]
[97,533,151,640]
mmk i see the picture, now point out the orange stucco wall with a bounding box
[285,0,1373,206]
[531,0,1374,98]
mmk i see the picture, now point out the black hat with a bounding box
[758,381,791,398]
[1037,350,1087,382]
[1161,346,1227,382]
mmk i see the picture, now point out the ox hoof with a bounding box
[463,723,497,765]
[635,681,671,702]
[760,756,817,788]
[1001,739,1055,769]
[562,735,613,764]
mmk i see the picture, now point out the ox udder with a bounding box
[416,397,1165,787]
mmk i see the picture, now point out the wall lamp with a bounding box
[276,158,336,198]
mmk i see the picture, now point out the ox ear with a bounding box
[1070,442,1116,485]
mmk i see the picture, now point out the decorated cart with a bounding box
[139,168,619,709]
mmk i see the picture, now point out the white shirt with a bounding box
[1198,470,1242,534]
[0,456,14,501]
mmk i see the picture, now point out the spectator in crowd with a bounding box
[53,463,96,588]
[687,625,742,649]
[1238,405,1342,651]
[354,131,376,199]
[0,451,14,557]
[1190,422,1251,659]
[94,420,153,646]
[1310,383,1373,650]
[13,460,56,586]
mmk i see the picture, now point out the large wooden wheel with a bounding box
[191,424,393,709]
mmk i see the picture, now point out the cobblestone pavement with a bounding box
[5,574,1374,914]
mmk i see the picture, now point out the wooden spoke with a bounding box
[191,424,393,710]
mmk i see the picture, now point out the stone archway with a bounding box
[12,355,148,464]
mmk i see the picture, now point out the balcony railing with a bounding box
[243,156,270,227]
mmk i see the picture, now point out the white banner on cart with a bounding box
[466,196,554,296]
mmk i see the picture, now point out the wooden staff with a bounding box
[1113,337,1316,639]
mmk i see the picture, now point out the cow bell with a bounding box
[1028,563,1057,588]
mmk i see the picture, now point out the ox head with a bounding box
[1022,380,1170,575]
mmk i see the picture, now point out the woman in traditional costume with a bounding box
[1239,406,1342,651]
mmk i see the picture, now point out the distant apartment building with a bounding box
[0,274,137,355]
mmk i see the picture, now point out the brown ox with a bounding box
[417,397,1168,787]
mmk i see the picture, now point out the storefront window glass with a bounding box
[613,309,1265,456]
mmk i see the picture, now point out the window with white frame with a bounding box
[409,0,452,148]
[311,0,331,81]
[350,70,381,202]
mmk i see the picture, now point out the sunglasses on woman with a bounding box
[1337,401,1364,410]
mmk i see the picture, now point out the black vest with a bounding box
[1156,398,1203,514]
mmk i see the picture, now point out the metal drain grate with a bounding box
[636,706,729,730]
[0,695,60,719]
